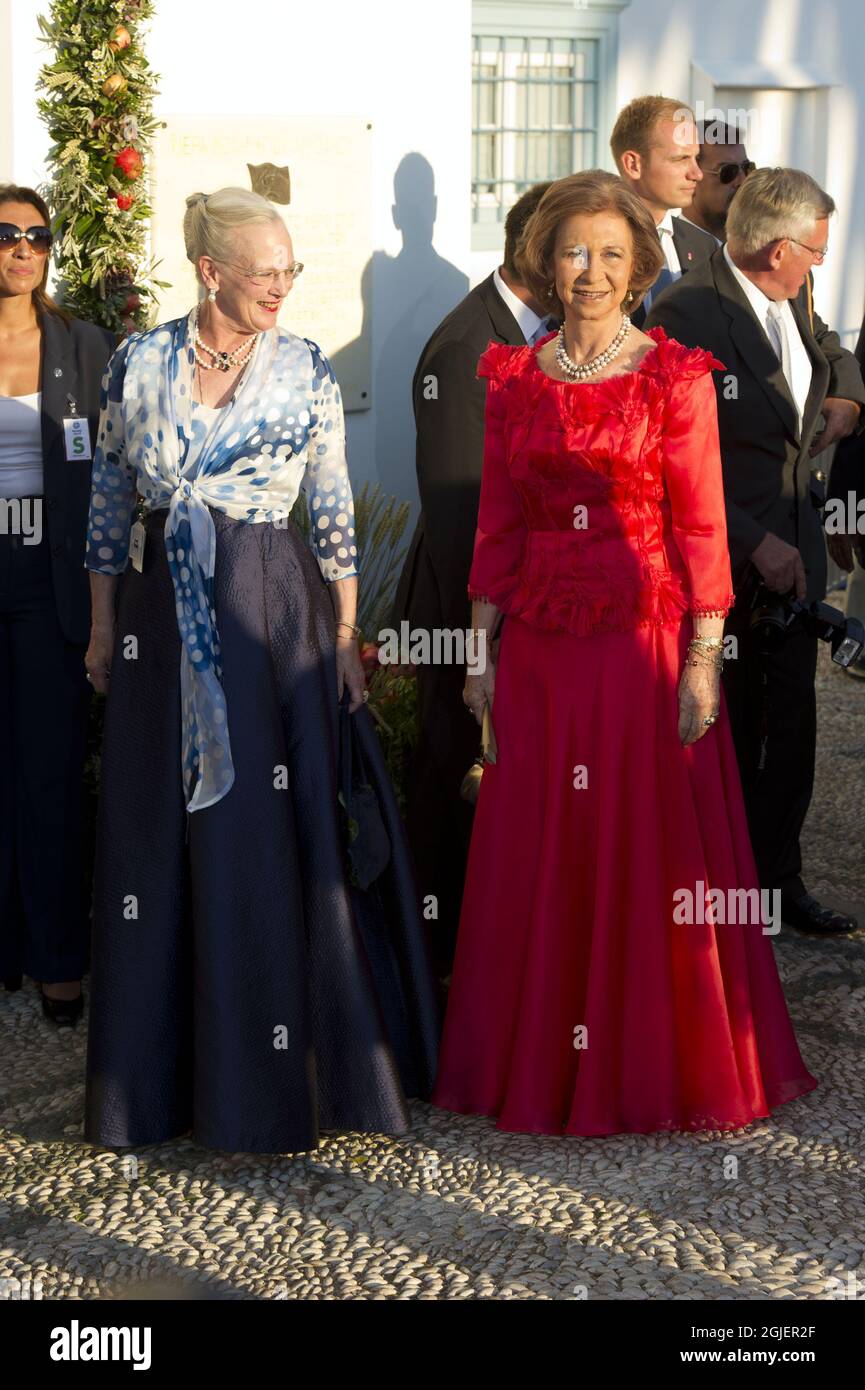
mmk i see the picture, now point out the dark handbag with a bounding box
[336,689,418,1090]
[337,689,391,890]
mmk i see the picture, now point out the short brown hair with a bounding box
[0,184,69,323]
[610,96,693,171]
[517,170,665,317]
[503,183,552,277]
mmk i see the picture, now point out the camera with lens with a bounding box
[747,467,865,666]
[750,585,864,666]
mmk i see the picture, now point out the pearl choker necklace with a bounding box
[554,316,631,381]
[192,308,259,373]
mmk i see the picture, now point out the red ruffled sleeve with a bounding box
[466,342,529,607]
[652,340,736,618]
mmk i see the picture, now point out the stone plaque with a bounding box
[150,115,372,411]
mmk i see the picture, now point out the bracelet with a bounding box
[685,655,723,671]
[336,621,359,636]
[689,636,724,651]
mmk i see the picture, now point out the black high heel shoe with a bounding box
[40,984,84,1027]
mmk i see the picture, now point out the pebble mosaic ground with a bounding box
[1,646,863,1301]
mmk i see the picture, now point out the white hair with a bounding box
[183,187,285,279]
[726,167,834,256]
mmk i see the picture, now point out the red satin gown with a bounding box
[431,327,818,1136]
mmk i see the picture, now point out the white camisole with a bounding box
[0,391,43,497]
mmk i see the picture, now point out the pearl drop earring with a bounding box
[208,287,217,303]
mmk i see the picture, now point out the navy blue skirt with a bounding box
[84,509,440,1153]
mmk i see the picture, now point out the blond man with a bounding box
[611,94,716,321]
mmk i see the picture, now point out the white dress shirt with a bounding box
[656,209,683,276]
[493,265,549,344]
[723,243,812,432]
[640,210,683,314]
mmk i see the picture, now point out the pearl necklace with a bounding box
[193,308,259,373]
[554,315,631,381]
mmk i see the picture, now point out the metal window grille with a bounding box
[472,33,599,228]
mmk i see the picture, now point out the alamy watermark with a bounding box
[0,497,42,544]
[673,882,781,935]
[376,622,487,673]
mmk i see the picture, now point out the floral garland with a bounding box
[36,0,165,333]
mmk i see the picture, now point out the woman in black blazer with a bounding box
[0,184,115,1024]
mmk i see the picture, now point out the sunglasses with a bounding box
[0,223,53,253]
[701,160,756,185]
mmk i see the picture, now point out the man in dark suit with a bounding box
[392,182,554,976]
[646,166,865,935]
[610,95,717,327]
[824,312,865,678]
[679,121,755,246]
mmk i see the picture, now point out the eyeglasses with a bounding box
[217,260,304,286]
[700,160,756,185]
[0,223,53,253]
[786,237,828,264]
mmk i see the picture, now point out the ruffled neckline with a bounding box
[478,326,725,389]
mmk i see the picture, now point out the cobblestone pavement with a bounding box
[1,646,863,1302]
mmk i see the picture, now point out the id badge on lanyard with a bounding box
[63,394,92,461]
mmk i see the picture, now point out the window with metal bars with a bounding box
[472,32,600,231]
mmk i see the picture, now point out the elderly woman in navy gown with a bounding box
[84,187,438,1154]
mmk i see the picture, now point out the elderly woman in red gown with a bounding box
[431,171,817,1135]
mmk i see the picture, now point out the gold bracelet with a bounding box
[336,621,359,635]
[685,655,723,670]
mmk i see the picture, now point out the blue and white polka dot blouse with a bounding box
[85,308,358,813]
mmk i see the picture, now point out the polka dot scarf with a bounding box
[86,308,358,811]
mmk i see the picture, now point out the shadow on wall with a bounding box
[331,152,469,514]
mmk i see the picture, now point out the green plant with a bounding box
[36,0,166,332]
[291,479,411,638]
[364,665,418,816]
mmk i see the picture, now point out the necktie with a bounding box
[643,229,676,313]
[766,301,797,423]
[530,318,557,345]
[652,267,675,296]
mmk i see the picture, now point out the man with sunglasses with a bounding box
[646,167,865,938]
[680,121,755,245]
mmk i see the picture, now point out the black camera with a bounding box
[750,585,865,666]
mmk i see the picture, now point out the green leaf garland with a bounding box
[36,0,165,333]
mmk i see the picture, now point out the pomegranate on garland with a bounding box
[114,146,143,180]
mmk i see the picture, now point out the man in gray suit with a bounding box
[610,94,717,326]
[392,183,555,976]
[646,167,865,935]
